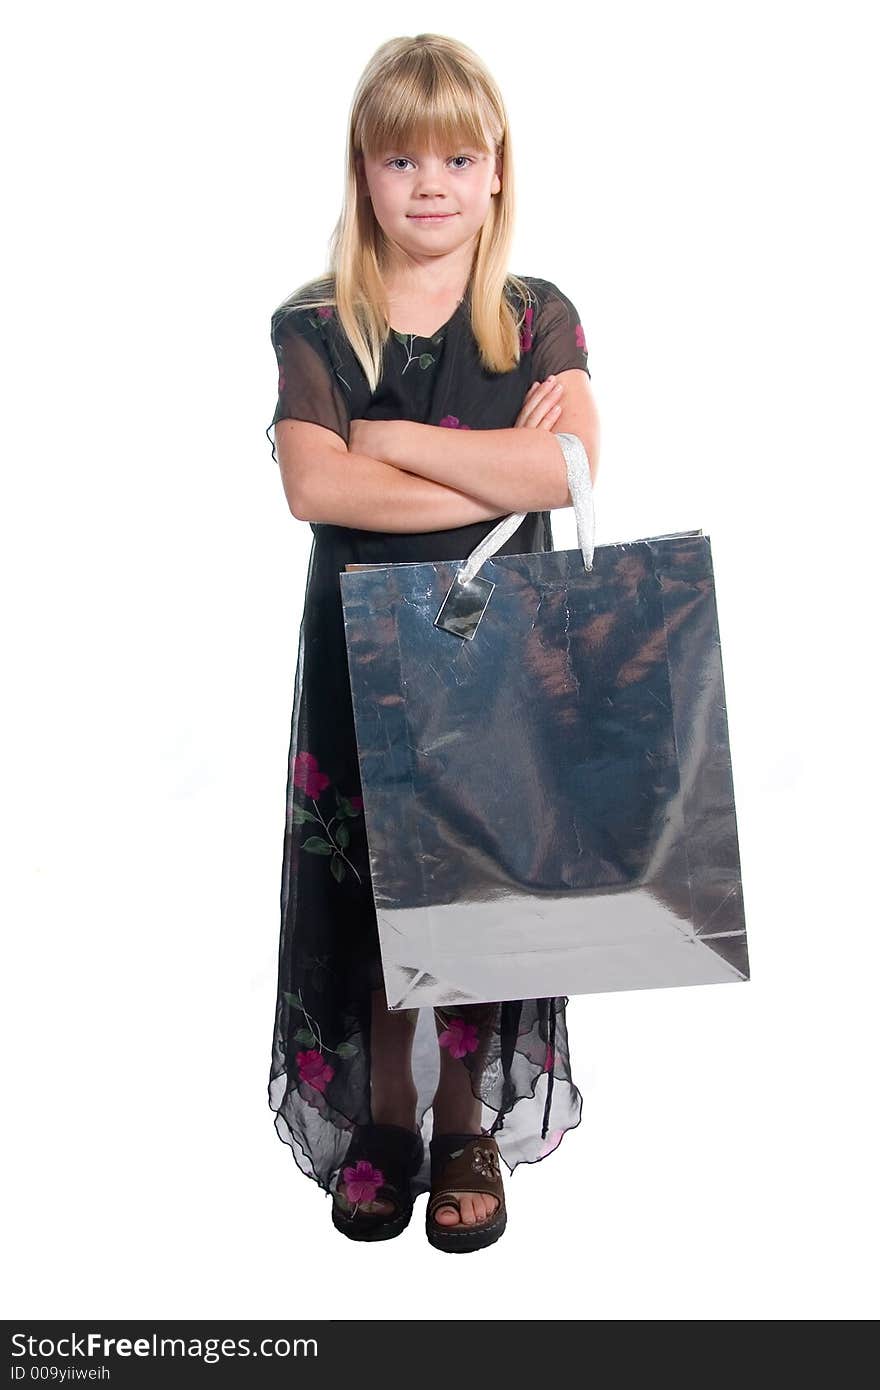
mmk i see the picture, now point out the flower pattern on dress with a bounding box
[295,1047,334,1093]
[436,1013,481,1059]
[393,327,447,378]
[573,321,590,369]
[522,283,590,376]
[285,988,361,1081]
[438,415,471,430]
[291,750,364,884]
[341,1159,385,1207]
[293,304,353,402]
[293,751,329,797]
[519,302,534,352]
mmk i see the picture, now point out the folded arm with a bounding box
[276,419,508,532]
[352,369,600,513]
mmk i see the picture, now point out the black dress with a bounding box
[265,274,592,1200]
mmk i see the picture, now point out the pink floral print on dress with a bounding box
[296,1047,334,1093]
[342,1159,385,1207]
[437,1015,481,1059]
[520,303,534,352]
[291,750,364,884]
[293,751,330,797]
[438,415,472,430]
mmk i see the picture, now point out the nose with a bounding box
[413,160,447,197]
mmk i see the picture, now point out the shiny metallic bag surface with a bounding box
[340,435,749,1010]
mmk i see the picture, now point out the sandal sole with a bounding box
[425,1207,507,1253]
[332,1200,414,1242]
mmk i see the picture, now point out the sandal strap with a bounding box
[427,1135,505,1221]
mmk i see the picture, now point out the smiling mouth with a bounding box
[407,213,456,219]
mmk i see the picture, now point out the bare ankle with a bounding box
[431,1104,483,1136]
[371,1084,418,1132]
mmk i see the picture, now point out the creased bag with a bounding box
[340,434,749,1010]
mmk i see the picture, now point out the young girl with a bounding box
[265,33,600,1253]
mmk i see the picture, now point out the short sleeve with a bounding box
[529,280,591,382]
[265,306,351,464]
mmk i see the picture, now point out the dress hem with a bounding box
[269,1050,584,1194]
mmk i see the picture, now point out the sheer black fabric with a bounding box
[265,275,591,1199]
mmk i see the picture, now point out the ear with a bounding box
[492,145,503,194]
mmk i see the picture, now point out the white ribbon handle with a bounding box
[455,432,595,585]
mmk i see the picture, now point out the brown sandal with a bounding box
[426,1133,507,1253]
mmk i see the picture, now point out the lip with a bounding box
[407,213,457,221]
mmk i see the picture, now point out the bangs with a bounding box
[357,57,498,159]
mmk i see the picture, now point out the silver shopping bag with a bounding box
[339,435,749,1010]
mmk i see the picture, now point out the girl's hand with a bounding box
[515,376,564,430]
[348,418,389,459]
[348,417,419,469]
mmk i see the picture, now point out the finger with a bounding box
[525,378,557,401]
[515,379,565,429]
[518,386,561,427]
[528,380,564,410]
[522,392,563,429]
[534,403,563,430]
[540,404,563,429]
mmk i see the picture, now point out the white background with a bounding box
[3,0,878,1320]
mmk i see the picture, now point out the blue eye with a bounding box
[387,155,474,171]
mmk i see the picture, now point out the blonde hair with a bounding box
[276,33,531,393]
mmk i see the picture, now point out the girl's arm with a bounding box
[281,421,507,532]
[351,370,600,512]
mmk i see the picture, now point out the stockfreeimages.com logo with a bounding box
[10,1330,317,1366]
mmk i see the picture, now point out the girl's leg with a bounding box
[369,983,419,1129]
[430,1003,501,1228]
[335,982,419,1216]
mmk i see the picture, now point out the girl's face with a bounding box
[358,141,502,266]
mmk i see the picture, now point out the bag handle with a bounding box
[455,432,595,586]
[434,433,596,639]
